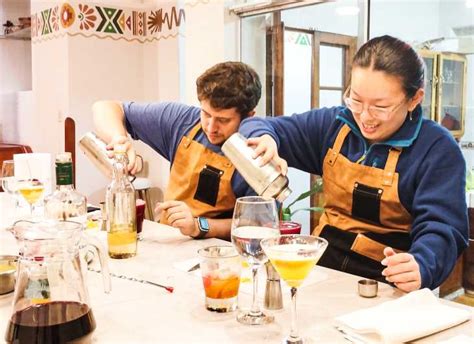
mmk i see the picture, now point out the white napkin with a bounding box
[173,258,201,273]
[336,288,471,344]
[438,335,474,344]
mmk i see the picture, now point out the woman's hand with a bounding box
[106,135,141,174]
[246,134,288,175]
[156,201,199,237]
[381,247,422,292]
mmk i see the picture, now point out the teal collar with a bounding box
[336,106,423,148]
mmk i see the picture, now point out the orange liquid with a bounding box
[202,275,240,299]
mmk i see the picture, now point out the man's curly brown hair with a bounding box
[196,62,261,118]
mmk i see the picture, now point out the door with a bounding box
[268,19,357,232]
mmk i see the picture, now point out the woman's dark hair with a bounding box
[352,35,424,98]
[196,61,261,118]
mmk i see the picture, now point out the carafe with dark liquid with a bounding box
[6,302,95,343]
[5,220,111,344]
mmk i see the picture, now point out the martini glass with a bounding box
[16,178,45,215]
[261,235,328,343]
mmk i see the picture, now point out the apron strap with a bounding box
[382,147,402,186]
[182,122,202,149]
[327,124,351,166]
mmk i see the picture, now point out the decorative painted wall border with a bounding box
[31,2,185,44]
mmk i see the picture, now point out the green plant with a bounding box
[281,178,324,221]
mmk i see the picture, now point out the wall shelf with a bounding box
[0,27,31,41]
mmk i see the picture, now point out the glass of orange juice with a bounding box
[197,245,241,313]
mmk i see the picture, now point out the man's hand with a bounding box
[381,247,422,292]
[106,135,141,174]
[156,201,199,237]
[246,134,288,175]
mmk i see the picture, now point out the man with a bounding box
[93,61,261,240]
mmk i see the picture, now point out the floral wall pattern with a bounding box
[31,2,185,43]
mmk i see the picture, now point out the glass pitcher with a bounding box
[5,220,111,344]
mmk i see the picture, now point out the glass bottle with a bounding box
[106,144,137,259]
[45,152,87,224]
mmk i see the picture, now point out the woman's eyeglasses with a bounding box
[343,88,407,120]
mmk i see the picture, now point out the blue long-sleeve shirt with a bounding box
[239,106,468,289]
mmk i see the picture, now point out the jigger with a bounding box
[264,261,283,310]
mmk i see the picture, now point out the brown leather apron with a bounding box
[313,124,413,281]
[160,123,237,225]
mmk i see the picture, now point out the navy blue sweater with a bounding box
[240,106,468,289]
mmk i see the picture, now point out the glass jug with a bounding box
[5,220,111,344]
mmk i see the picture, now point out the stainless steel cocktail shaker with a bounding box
[222,133,291,202]
[78,132,115,178]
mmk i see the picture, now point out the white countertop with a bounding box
[0,220,472,343]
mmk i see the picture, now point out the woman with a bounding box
[239,35,468,292]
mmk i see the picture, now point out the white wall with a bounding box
[183,0,225,105]
[0,0,32,143]
[0,40,31,93]
[0,92,17,142]
[68,36,148,203]
[370,0,441,43]
[240,14,267,116]
[31,35,68,154]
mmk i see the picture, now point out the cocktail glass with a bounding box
[261,235,328,343]
[16,178,45,215]
[198,245,241,313]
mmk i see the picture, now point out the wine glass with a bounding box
[1,160,18,198]
[16,178,45,216]
[231,196,279,325]
[1,160,20,224]
[261,235,328,343]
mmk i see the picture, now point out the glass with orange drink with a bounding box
[198,245,241,313]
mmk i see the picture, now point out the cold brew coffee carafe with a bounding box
[5,220,111,344]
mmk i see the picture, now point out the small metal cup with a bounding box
[0,255,17,294]
[99,201,107,231]
[358,279,378,298]
[264,262,283,310]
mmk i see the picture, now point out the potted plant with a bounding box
[280,177,324,234]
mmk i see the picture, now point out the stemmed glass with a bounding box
[261,235,328,343]
[16,178,45,216]
[1,160,18,200]
[231,196,279,325]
